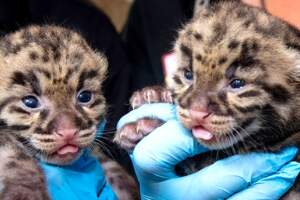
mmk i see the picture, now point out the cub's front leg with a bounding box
[114,86,173,151]
[0,135,50,200]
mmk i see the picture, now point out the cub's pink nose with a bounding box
[54,129,79,140]
[189,109,211,121]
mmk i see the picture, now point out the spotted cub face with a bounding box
[168,0,300,150]
[0,25,107,164]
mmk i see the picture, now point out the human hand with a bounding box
[118,103,300,200]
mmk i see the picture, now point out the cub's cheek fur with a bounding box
[0,25,138,200]
[177,106,193,129]
[117,0,300,198]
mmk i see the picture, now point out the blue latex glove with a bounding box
[39,122,117,200]
[118,103,300,200]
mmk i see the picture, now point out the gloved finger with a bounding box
[229,161,300,200]
[131,119,207,180]
[117,103,177,129]
[153,147,298,200]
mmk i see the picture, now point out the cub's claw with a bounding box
[130,86,173,109]
[114,118,163,152]
[115,86,173,151]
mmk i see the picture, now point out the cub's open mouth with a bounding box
[192,126,215,141]
[56,144,79,157]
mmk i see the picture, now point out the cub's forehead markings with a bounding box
[63,68,76,84]
[29,51,39,61]
[228,40,240,49]
[10,70,42,95]
[76,69,99,91]
[1,28,87,65]
[180,44,193,58]
[211,22,227,44]
[11,71,27,86]
[193,33,203,41]
[218,57,227,65]
[42,53,50,63]
[35,68,51,79]
[225,64,238,79]
[27,71,42,96]
[70,52,84,66]
[53,50,62,62]
[195,54,202,62]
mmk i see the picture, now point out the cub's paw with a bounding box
[115,86,172,152]
[102,160,139,200]
[130,86,173,109]
[114,118,163,152]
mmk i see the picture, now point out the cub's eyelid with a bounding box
[76,88,97,94]
[178,67,192,72]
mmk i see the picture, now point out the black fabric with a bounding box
[0,0,131,167]
[124,0,195,94]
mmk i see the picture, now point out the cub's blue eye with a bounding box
[184,69,193,80]
[230,79,246,89]
[22,96,40,109]
[77,90,92,104]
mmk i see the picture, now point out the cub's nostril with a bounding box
[54,129,79,139]
[189,110,211,121]
[55,131,64,137]
[203,112,211,119]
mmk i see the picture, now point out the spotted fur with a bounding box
[171,0,300,153]
[116,0,300,199]
[0,25,137,200]
[172,1,300,198]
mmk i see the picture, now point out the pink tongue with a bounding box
[192,127,214,140]
[57,145,79,155]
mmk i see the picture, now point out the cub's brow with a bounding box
[10,70,42,95]
[76,69,99,91]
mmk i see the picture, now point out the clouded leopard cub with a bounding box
[0,25,137,200]
[115,0,300,199]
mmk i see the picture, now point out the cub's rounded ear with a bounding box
[94,51,108,83]
[196,0,240,8]
[198,0,220,8]
[194,0,240,16]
